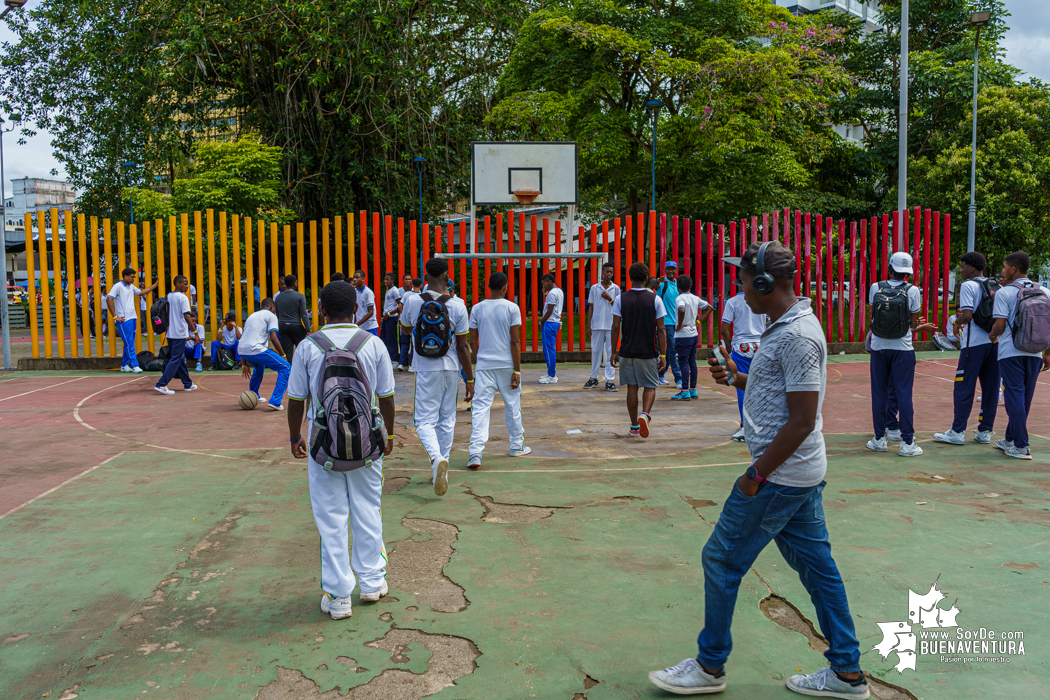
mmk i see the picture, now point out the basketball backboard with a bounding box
[471,142,578,206]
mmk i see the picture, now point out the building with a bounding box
[6,177,76,229]
[773,0,883,32]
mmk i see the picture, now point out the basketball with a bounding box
[238,391,259,410]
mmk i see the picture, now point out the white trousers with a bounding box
[413,369,460,474]
[590,329,615,381]
[308,455,386,599]
[469,368,525,455]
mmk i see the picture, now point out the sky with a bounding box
[0,0,1047,198]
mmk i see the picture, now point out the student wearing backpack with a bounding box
[539,274,565,384]
[466,272,532,468]
[397,277,422,371]
[866,252,936,457]
[934,252,1001,446]
[988,251,1050,460]
[105,266,159,373]
[154,275,197,396]
[287,281,396,620]
[352,269,379,336]
[399,258,475,495]
[239,298,290,410]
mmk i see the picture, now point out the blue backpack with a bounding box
[413,293,453,358]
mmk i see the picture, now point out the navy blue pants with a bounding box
[870,349,916,443]
[951,344,1000,433]
[675,337,698,389]
[1000,356,1041,449]
[157,338,193,390]
[399,325,413,367]
[381,316,400,362]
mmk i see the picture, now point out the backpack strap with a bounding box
[306,330,335,353]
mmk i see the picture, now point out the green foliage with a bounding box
[487,0,864,222]
[120,187,176,224]
[909,83,1050,270]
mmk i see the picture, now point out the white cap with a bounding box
[890,251,914,274]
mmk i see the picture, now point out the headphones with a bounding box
[752,241,776,296]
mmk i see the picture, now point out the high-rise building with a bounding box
[772,1,884,33]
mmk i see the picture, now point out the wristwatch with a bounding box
[745,466,767,485]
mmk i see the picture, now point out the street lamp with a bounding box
[898,0,909,243]
[0,112,20,371]
[122,161,138,225]
[0,0,28,19]
[413,157,426,225]
[966,9,992,254]
[645,99,663,213]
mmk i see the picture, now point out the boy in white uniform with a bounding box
[671,274,712,401]
[210,312,242,365]
[352,269,379,335]
[105,266,158,373]
[381,272,403,362]
[467,271,531,468]
[720,284,768,440]
[585,262,620,391]
[287,281,396,620]
[184,312,206,372]
[397,277,422,371]
[155,275,196,395]
[400,258,474,495]
[539,274,565,384]
[239,298,290,410]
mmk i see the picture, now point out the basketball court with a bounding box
[2,351,1048,700]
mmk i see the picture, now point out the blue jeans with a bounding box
[730,351,752,426]
[698,481,861,673]
[399,325,413,367]
[116,318,139,367]
[542,322,560,377]
[870,349,916,442]
[157,338,192,389]
[675,336,698,389]
[1000,356,1041,449]
[210,339,240,363]
[659,325,682,381]
[184,343,204,362]
[241,349,291,407]
[952,343,999,433]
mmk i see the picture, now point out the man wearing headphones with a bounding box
[648,241,868,699]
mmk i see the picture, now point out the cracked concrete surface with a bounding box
[386,518,468,613]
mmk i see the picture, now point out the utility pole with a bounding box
[966,11,992,253]
[897,0,909,250]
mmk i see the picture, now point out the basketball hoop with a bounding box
[513,189,541,206]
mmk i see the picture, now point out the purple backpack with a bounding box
[1010,282,1050,354]
[306,329,387,471]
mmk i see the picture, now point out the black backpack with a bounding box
[144,344,169,371]
[972,278,1001,333]
[871,281,912,339]
[213,346,238,370]
[150,296,170,335]
[413,292,453,358]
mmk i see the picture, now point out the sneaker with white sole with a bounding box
[899,440,923,457]
[130,366,143,374]
[583,378,599,389]
[886,429,902,441]
[933,429,965,445]
[184,384,198,392]
[648,658,726,695]
[320,592,353,620]
[267,402,285,411]
[120,365,131,373]
[154,385,175,395]
[1004,445,1033,460]
[467,454,482,469]
[657,376,669,386]
[731,426,746,442]
[865,436,887,452]
[973,430,993,444]
[995,438,1014,452]
[605,381,617,392]
[433,458,449,496]
[510,445,532,457]
[359,581,388,603]
[538,375,558,384]
[786,667,869,699]
[675,380,683,390]
[195,362,203,372]
[396,364,405,372]
[258,396,268,404]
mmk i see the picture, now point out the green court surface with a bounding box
[1,362,1047,699]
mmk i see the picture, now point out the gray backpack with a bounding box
[307,329,387,471]
[1010,282,1050,354]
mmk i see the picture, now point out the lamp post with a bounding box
[122,161,138,225]
[897,0,909,248]
[0,113,20,370]
[645,99,663,213]
[413,156,426,272]
[966,10,992,254]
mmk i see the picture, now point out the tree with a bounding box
[909,83,1050,270]
[486,0,862,222]
[120,187,176,224]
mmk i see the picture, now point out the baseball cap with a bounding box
[723,241,797,278]
[665,261,677,269]
[889,251,914,274]
[225,312,236,321]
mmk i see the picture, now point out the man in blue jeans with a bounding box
[239,298,291,411]
[655,261,683,388]
[538,274,564,384]
[649,241,868,699]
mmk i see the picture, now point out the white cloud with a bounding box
[1001,0,1050,83]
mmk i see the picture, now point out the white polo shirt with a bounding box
[544,287,565,325]
[185,323,206,348]
[166,291,191,339]
[957,278,992,348]
[383,286,403,315]
[588,282,620,331]
[721,293,767,355]
[355,285,378,330]
[470,298,521,371]
[106,280,142,319]
[674,293,710,339]
[240,309,280,356]
[221,325,241,345]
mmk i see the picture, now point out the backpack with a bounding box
[413,292,453,358]
[306,329,387,472]
[871,281,912,339]
[972,278,1001,333]
[150,296,170,335]
[213,345,238,370]
[144,344,169,371]
[1010,282,1050,354]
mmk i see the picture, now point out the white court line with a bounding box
[0,376,88,402]
[0,452,125,521]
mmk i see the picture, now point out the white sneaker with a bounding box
[267,402,285,411]
[886,429,902,442]
[433,458,449,496]
[730,426,746,442]
[258,396,268,404]
[359,581,388,603]
[973,430,993,444]
[648,658,726,695]
[995,438,1014,452]
[675,380,683,390]
[320,593,352,620]
[657,376,669,386]
[154,385,175,396]
[120,365,131,373]
[130,366,143,374]
[396,364,405,372]
[538,375,558,384]
[509,445,532,457]
[899,441,924,457]
[865,436,887,452]
[1004,446,1033,460]
[184,384,198,392]
[932,429,965,445]
[786,667,869,698]
[467,454,482,469]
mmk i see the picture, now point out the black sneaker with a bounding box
[583,378,599,389]
[605,381,617,391]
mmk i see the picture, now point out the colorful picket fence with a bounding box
[20,206,951,360]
